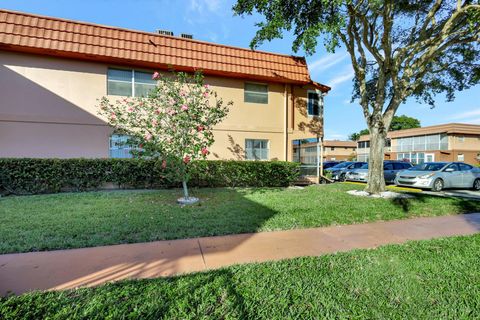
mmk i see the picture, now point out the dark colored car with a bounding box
[325,161,367,181]
[322,161,343,170]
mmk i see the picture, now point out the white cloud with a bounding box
[450,109,480,120]
[326,70,354,88]
[188,0,222,14]
[324,130,348,140]
[185,0,225,35]
[464,117,480,124]
[309,53,348,73]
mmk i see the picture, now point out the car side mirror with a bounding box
[444,168,454,172]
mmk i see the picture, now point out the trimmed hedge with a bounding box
[0,158,299,195]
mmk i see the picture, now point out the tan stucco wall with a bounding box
[449,134,480,151]
[0,51,112,158]
[0,121,110,158]
[1,51,320,160]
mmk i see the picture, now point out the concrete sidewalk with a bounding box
[1,213,480,296]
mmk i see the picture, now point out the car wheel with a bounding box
[473,179,480,191]
[432,178,444,192]
[339,173,346,182]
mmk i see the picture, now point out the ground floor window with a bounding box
[457,153,464,162]
[110,134,136,158]
[245,139,269,160]
[397,152,425,164]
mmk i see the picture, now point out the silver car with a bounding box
[325,161,367,181]
[395,162,480,192]
[345,161,413,183]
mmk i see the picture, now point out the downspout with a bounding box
[284,84,288,161]
[317,90,327,183]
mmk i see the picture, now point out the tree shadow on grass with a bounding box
[391,192,480,214]
[0,188,283,297]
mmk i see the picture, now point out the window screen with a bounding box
[307,92,320,116]
[245,139,269,160]
[244,83,268,104]
[107,69,132,96]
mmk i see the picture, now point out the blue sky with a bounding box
[3,0,479,140]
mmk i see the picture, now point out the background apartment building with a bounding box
[293,140,357,163]
[0,10,329,161]
[357,123,480,165]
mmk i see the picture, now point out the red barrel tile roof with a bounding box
[0,9,329,90]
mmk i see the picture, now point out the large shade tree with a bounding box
[234,0,480,193]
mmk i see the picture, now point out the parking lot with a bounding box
[343,182,480,200]
[422,189,480,200]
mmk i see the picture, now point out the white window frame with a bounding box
[457,153,465,162]
[107,68,156,97]
[244,82,269,104]
[307,90,320,117]
[245,139,270,160]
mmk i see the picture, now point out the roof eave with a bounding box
[0,44,313,85]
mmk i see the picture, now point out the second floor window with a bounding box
[244,83,268,104]
[107,68,157,97]
[307,91,320,116]
[358,141,370,149]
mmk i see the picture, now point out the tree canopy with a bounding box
[234,0,479,193]
[349,115,421,140]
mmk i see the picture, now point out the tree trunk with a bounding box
[182,180,189,199]
[365,126,386,194]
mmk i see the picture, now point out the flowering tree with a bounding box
[98,71,231,203]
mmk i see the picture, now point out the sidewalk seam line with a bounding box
[197,239,207,269]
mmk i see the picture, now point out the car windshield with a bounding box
[408,163,446,171]
[331,162,352,169]
[360,164,368,169]
[323,162,338,168]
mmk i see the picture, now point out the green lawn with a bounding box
[1,234,479,319]
[0,183,479,254]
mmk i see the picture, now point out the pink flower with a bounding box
[169,98,176,105]
[110,113,116,120]
[127,106,134,113]
[161,159,167,169]
[152,72,160,80]
[144,133,152,141]
[152,119,158,127]
[183,155,191,164]
[167,108,177,116]
[180,90,186,97]
[204,84,210,90]
[197,125,204,132]
[203,92,209,98]
[181,105,188,111]
[201,147,209,156]
[155,108,161,115]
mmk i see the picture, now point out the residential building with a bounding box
[323,140,357,161]
[357,123,480,165]
[293,140,356,163]
[0,10,330,160]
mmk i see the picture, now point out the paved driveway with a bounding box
[423,189,480,200]
[343,182,480,200]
